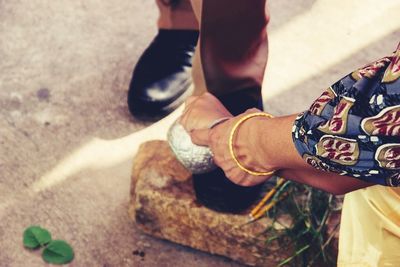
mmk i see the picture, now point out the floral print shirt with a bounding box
[293,42,400,186]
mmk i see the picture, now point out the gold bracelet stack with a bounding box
[228,112,276,176]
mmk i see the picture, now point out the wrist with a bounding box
[259,115,302,170]
[247,117,282,170]
[233,114,278,173]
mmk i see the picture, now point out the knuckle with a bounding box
[246,108,260,113]
[241,181,253,187]
[187,95,196,102]
[208,129,217,140]
[213,156,222,166]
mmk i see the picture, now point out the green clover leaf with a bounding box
[23,226,52,249]
[42,240,74,265]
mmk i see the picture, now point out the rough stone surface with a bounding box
[130,141,295,266]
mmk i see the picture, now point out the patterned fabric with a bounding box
[293,42,400,186]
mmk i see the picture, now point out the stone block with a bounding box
[129,141,338,266]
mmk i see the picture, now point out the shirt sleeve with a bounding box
[292,42,400,186]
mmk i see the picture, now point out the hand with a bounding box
[179,92,233,131]
[180,93,274,187]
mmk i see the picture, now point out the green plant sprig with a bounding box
[259,180,340,267]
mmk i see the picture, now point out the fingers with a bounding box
[185,95,197,107]
[179,106,191,128]
[181,96,196,118]
[184,93,216,109]
[190,128,210,146]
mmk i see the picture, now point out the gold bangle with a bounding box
[229,112,276,176]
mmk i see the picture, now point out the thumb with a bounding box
[190,129,210,146]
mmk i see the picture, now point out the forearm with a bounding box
[278,168,371,195]
[241,114,307,170]
[242,114,372,194]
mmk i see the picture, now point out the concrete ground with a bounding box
[0,0,398,266]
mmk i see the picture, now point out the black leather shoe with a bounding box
[193,88,265,213]
[193,168,264,213]
[128,29,199,119]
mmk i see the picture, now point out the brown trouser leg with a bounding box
[190,0,269,114]
[190,0,270,213]
[156,0,199,30]
[157,0,269,112]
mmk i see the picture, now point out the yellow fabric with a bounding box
[338,186,400,267]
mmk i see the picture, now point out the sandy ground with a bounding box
[0,0,399,266]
